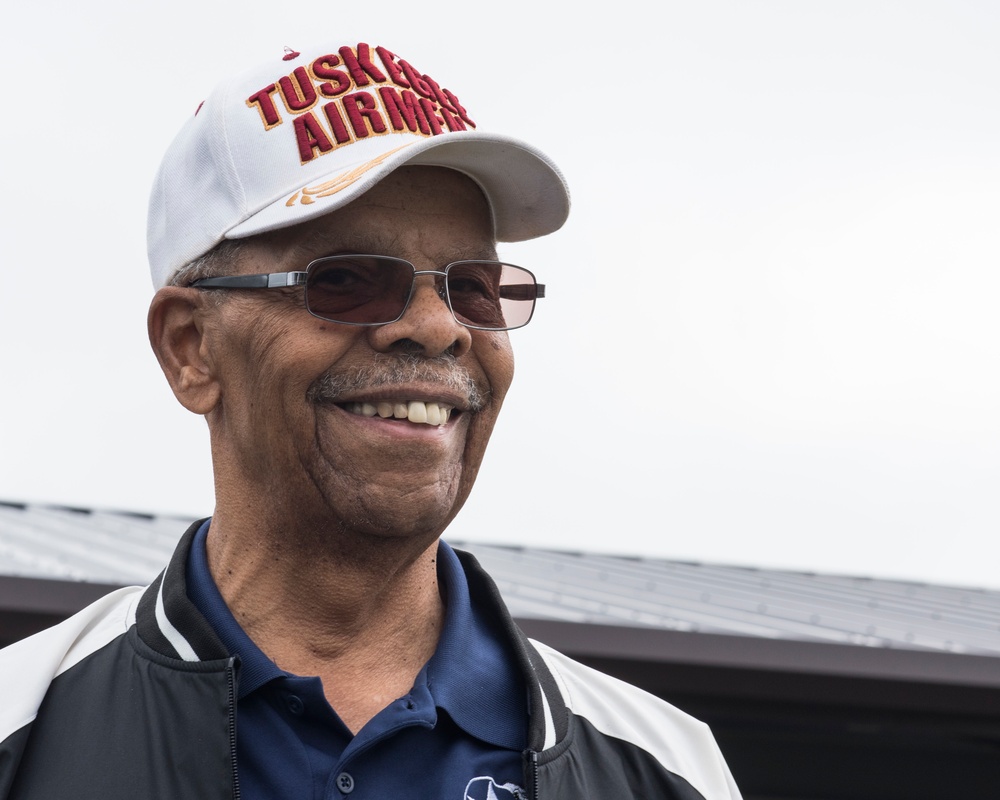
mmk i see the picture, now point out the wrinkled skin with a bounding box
[153,166,514,560]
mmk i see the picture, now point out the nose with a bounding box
[368,274,473,358]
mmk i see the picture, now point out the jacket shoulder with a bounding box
[0,586,144,741]
[530,639,742,800]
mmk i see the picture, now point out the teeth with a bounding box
[345,400,453,426]
[408,401,428,424]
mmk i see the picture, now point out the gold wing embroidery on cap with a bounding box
[285,146,411,206]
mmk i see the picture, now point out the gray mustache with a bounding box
[306,355,485,411]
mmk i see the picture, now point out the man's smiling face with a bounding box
[201,166,514,542]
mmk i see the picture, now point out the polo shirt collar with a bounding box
[186,521,526,750]
[427,540,527,751]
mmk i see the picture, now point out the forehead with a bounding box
[241,166,497,270]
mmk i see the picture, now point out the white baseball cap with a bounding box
[147,41,571,289]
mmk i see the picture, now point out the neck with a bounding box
[205,509,447,732]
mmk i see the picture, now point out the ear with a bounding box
[147,287,222,415]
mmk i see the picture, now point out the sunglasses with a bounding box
[190,255,545,331]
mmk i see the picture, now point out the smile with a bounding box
[341,400,455,426]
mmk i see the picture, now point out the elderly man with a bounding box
[0,41,742,799]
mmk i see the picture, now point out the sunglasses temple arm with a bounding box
[499,284,545,301]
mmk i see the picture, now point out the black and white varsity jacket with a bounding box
[0,522,742,799]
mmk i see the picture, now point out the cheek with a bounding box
[214,309,332,420]
[480,334,515,405]
[464,334,515,458]
[226,303,358,380]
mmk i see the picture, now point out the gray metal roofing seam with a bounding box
[1,501,998,656]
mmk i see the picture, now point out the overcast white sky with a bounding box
[1,2,998,590]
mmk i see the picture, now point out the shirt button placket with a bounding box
[336,771,355,794]
[286,695,305,715]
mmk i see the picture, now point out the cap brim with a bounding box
[225,131,570,244]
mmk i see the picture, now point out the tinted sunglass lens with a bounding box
[305,256,413,324]
[447,263,538,330]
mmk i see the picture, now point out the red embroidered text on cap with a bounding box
[245,43,476,166]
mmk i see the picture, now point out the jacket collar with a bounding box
[136,519,230,662]
[135,519,568,750]
[456,549,568,752]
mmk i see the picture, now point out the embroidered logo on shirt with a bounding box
[464,777,527,800]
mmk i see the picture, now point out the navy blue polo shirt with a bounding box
[186,520,528,800]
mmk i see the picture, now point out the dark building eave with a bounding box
[518,618,1000,700]
[0,575,123,648]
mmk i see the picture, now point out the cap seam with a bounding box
[216,77,248,233]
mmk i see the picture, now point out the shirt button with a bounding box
[336,772,355,794]
[285,695,304,715]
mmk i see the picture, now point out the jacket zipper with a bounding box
[527,750,539,800]
[227,659,241,800]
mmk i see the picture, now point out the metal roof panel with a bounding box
[1,501,997,655]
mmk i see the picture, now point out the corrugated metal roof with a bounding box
[0,501,187,584]
[2,500,998,656]
[471,545,1000,656]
